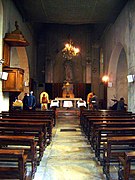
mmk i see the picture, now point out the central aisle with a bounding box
[34,110,105,180]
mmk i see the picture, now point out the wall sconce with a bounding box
[24,81,29,87]
[0,59,8,80]
[108,82,113,87]
[0,59,5,65]
[0,72,8,80]
[102,75,109,84]
[127,75,135,83]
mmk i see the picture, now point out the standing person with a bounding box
[91,92,98,110]
[117,97,127,111]
[87,92,93,110]
[27,91,36,110]
[22,93,28,110]
[41,94,48,110]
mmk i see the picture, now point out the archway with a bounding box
[107,42,128,108]
[10,47,30,100]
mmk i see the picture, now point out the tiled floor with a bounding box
[33,109,118,180]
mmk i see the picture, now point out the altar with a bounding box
[55,97,82,108]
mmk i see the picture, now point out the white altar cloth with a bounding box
[63,101,73,108]
[55,98,82,108]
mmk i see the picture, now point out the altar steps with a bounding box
[56,108,80,118]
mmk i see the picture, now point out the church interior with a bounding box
[0,0,135,179]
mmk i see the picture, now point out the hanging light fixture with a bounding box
[62,39,80,60]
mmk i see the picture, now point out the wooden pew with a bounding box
[0,135,37,178]
[94,127,135,162]
[0,111,55,178]
[118,151,135,180]
[81,111,132,131]
[0,149,28,180]
[103,136,135,180]
[0,126,45,162]
[1,109,56,126]
[0,120,48,148]
[91,121,135,148]
[80,109,132,126]
[0,117,53,144]
[86,116,134,142]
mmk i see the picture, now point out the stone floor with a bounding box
[33,109,118,180]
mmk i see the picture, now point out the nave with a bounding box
[33,109,116,180]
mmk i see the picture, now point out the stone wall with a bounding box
[101,0,135,112]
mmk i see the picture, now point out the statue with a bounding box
[64,60,73,82]
[62,81,74,98]
[40,92,49,110]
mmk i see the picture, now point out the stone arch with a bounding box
[10,47,30,100]
[107,42,128,108]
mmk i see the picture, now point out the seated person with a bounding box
[117,97,127,111]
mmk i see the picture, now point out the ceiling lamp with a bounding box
[62,39,80,60]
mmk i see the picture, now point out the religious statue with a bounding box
[64,60,73,82]
[40,92,49,110]
[42,94,48,103]
[62,81,74,98]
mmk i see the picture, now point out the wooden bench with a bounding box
[0,135,37,178]
[91,121,135,147]
[0,111,55,178]
[80,110,132,125]
[86,116,134,142]
[118,151,135,180]
[0,126,45,162]
[0,120,48,149]
[94,127,135,162]
[103,136,135,180]
[0,117,53,144]
[1,109,56,126]
[0,149,28,180]
[81,112,132,132]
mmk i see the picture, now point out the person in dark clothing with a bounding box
[90,93,98,110]
[22,93,28,110]
[27,91,36,110]
[117,97,127,111]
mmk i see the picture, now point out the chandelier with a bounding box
[62,39,80,60]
